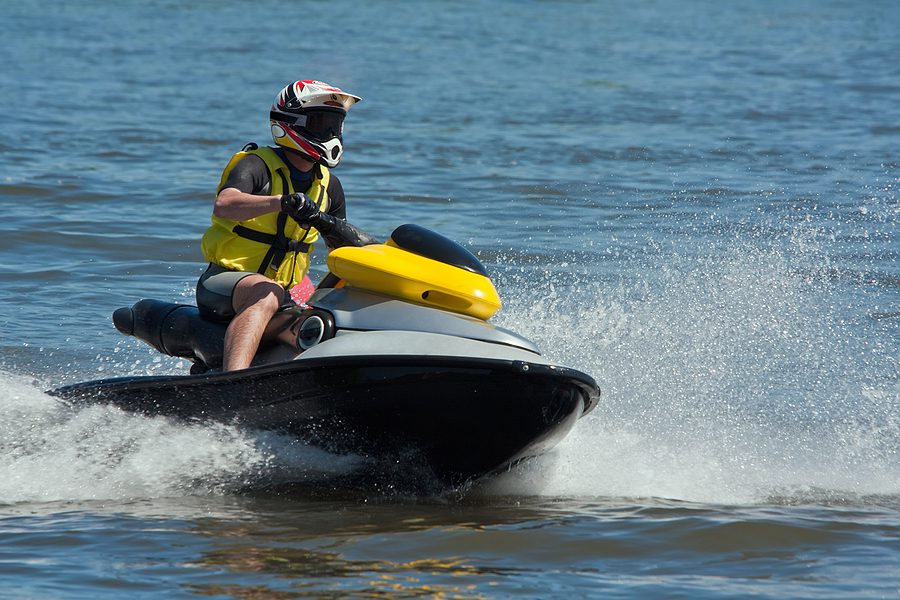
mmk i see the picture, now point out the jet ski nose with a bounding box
[112,307,135,335]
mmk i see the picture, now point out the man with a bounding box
[197,79,375,371]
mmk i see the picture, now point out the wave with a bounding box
[0,373,362,505]
[490,235,900,504]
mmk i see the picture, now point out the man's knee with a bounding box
[233,276,284,315]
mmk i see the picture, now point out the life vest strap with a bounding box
[232,223,313,274]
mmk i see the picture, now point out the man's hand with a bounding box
[280,193,320,224]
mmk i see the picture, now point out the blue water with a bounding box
[1,0,899,597]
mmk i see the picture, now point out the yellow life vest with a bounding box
[200,145,330,288]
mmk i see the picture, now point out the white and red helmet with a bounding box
[269,80,361,168]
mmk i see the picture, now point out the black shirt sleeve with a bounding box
[218,154,271,195]
[220,154,347,220]
[326,174,346,219]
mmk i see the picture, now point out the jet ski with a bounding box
[52,224,600,489]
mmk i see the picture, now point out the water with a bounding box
[1,0,898,597]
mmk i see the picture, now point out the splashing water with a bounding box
[0,374,363,504]
[491,232,899,504]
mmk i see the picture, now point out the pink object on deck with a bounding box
[289,275,316,306]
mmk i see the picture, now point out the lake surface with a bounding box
[1,0,898,597]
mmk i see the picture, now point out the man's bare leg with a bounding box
[223,274,284,371]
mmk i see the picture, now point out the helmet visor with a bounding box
[304,110,345,141]
[271,109,345,142]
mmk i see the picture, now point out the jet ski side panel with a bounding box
[294,330,551,364]
[309,287,540,353]
[51,356,599,487]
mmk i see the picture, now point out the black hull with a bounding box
[52,356,599,489]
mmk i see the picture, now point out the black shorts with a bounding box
[197,263,296,321]
[196,264,257,321]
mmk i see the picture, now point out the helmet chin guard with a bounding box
[270,80,361,168]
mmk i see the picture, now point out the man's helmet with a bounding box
[270,80,361,168]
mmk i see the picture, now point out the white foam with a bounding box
[0,373,360,504]
[490,239,900,504]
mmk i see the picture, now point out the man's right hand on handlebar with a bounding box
[280,193,320,224]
